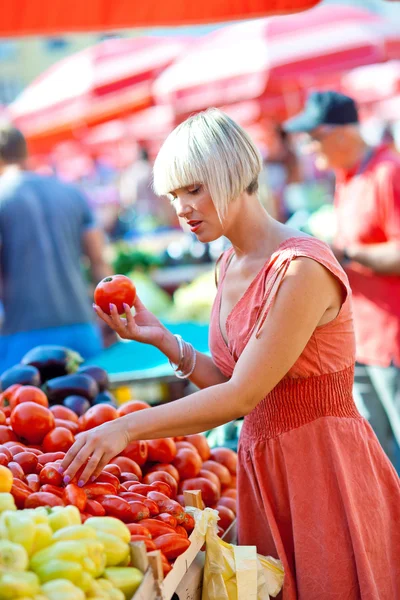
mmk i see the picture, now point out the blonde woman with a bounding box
[61,109,400,599]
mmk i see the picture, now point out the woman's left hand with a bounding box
[59,418,131,486]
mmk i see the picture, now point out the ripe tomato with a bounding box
[12,386,48,409]
[25,491,64,508]
[13,451,38,474]
[210,447,237,476]
[82,405,118,430]
[0,385,21,411]
[0,426,18,444]
[103,464,121,478]
[216,505,236,531]
[202,460,232,489]
[10,402,55,445]
[94,275,136,315]
[145,463,179,483]
[222,488,237,499]
[181,477,220,507]
[154,533,190,560]
[50,405,79,423]
[217,496,237,515]
[7,461,25,481]
[147,438,177,463]
[39,463,63,487]
[130,535,157,552]
[42,427,74,453]
[184,434,211,461]
[63,483,87,511]
[0,411,5,426]
[126,523,152,538]
[54,419,80,435]
[120,440,148,466]
[116,400,150,417]
[199,469,221,493]
[173,448,202,480]
[143,471,178,498]
[111,456,142,480]
[155,513,178,528]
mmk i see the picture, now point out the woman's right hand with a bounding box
[93,295,167,348]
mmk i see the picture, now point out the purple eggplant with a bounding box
[77,365,109,392]
[93,390,117,408]
[0,364,41,391]
[21,345,83,382]
[64,395,91,416]
[44,373,99,404]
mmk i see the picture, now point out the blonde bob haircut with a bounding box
[153,108,263,220]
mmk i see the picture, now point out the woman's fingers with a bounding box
[60,435,87,473]
[63,440,96,482]
[79,449,105,484]
[132,294,146,312]
[90,455,112,482]
[93,304,115,328]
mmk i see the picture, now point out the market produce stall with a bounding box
[0,344,283,599]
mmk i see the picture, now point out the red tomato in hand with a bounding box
[10,403,55,445]
[94,275,136,315]
[42,427,74,453]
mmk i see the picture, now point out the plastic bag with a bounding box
[201,508,284,600]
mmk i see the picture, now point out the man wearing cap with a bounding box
[284,91,400,469]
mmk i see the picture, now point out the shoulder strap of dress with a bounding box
[254,237,351,338]
[214,247,234,289]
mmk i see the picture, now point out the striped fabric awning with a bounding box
[154,5,400,120]
[9,37,189,154]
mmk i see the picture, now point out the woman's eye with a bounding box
[188,187,200,195]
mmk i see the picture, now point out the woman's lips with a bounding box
[188,221,202,232]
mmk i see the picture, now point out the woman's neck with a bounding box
[224,200,286,260]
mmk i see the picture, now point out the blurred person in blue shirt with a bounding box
[0,125,112,371]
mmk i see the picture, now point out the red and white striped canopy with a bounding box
[341,61,400,104]
[154,5,400,120]
[9,36,189,154]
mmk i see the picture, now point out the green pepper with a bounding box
[41,579,85,600]
[32,558,84,585]
[0,570,40,599]
[91,531,129,567]
[85,517,130,543]
[48,506,81,532]
[0,493,16,513]
[104,567,143,599]
[0,511,36,555]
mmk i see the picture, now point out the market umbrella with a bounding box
[1,0,322,36]
[153,5,400,122]
[9,36,189,154]
[341,61,400,104]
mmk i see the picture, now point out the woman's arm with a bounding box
[156,328,229,388]
[61,258,339,483]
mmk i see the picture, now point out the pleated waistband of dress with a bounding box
[241,365,361,441]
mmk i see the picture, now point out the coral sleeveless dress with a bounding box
[209,237,400,600]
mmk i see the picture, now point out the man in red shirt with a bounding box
[285,91,400,469]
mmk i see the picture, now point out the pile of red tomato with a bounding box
[0,384,237,572]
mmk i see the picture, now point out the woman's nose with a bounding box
[175,198,192,219]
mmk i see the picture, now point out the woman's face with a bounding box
[170,184,224,243]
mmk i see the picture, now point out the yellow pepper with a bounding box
[32,558,84,585]
[80,539,106,578]
[96,579,125,600]
[0,570,40,599]
[52,524,97,542]
[0,511,36,555]
[104,567,143,600]
[0,493,16,513]
[48,506,81,532]
[0,539,29,571]
[91,531,129,567]
[41,579,85,600]
[85,517,131,544]
[30,540,89,571]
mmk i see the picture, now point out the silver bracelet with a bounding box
[168,334,184,373]
[175,343,197,379]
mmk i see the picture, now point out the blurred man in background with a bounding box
[285,91,400,469]
[0,125,112,370]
